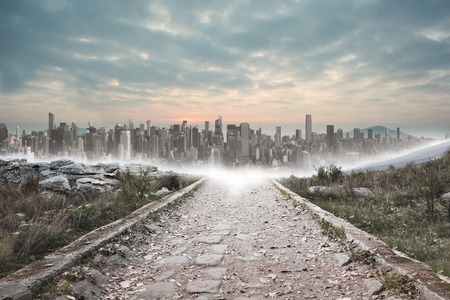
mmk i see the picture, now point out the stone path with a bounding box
[63,178,409,300]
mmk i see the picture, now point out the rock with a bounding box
[155,255,190,267]
[135,282,178,299]
[186,280,221,293]
[96,162,120,173]
[144,223,164,234]
[116,245,134,259]
[203,267,227,279]
[209,244,228,253]
[155,187,170,196]
[308,186,329,194]
[40,169,56,178]
[72,280,102,300]
[364,279,385,296]
[440,192,450,201]
[155,270,176,282]
[39,175,71,193]
[59,162,102,175]
[0,282,32,300]
[353,187,375,198]
[195,254,223,266]
[76,178,109,193]
[335,253,351,266]
[192,235,223,244]
[88,269,107,286]
[50,159,74,169]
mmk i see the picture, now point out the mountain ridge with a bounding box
[345,125,408,139]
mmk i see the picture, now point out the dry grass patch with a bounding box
[279,151,450,276]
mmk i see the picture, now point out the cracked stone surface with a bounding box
[53,178,413,299]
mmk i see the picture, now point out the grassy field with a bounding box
[279,150,450,277]
[0,169,200,278]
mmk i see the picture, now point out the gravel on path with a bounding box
[64,178,412,300]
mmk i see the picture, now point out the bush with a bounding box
[315,165,343,184]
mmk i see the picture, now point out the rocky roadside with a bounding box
[0,158,179,196]
[42,178,416,300]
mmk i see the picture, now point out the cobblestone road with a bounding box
[72,178,407,300]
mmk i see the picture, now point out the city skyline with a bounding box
[1,1,450,138]
[1,111,440,170]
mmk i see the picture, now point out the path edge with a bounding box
[272,179,450,300]
[0,178,206,300]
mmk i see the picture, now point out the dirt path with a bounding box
[64,178,407,300]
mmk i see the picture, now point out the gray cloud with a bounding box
[1,0,449,129]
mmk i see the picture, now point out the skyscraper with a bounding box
[241,123,250,158]
[326,125,335,151]
[275,126,281,147]
[48,112,54,140]
[146,120,151,137]
[368,129,373,140]
[0,123,8,142]
[354,128,361,143]
[306,114,312,143]
[295,129,301,141]
[120,130,131,160]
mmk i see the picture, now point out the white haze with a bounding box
[2,140,449,187]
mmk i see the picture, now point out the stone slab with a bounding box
[185,280,222,293]
[212,224,232,231]
[155,255,190,268]
[136,282,178,299]
[195,254,223,266]
[214,230,230,235]
[209,244,229,253]
[192,235,223,244]
[203,267,228,279]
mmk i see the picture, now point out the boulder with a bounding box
[352,187,374,198]
[96,162,120,173]
[155,187,170,196]
[75,178,109,194]
[440,192,450,201]
[308,186,329,194]
[39,175,71,193]
[58,163,102,175]
[50,159,74,169]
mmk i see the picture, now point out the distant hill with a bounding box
[345,126,408,139]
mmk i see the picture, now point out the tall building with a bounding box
[48,112,54,140]
[0,123,8,142]
[397,127,400,140]
[368,128,373,140]
[146,120,151,137]
[326,125,335,151]
[336,128,343,140]
[120,130,131,160]
[213,116,224,151]
[275,126,281,147]
[354,128,361,143]
[295,129,301,141]
[305,114,312,143]
[214,116,223,136]
[241,123,250,159]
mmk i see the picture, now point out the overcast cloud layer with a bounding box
[1,0,449,136]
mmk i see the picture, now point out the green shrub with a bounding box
[70,202,101,230]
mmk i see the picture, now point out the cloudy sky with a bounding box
[1,0,449,137]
